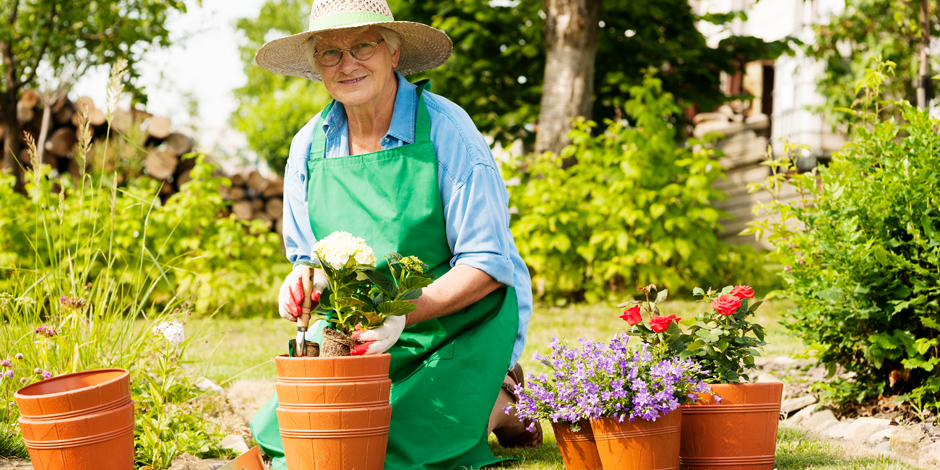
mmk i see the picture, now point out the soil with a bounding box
[302,342,320,357]
[321,328,355,357]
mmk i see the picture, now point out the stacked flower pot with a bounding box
[275,354,392,470]
[13,369,134,470]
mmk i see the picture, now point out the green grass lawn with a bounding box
[186,300,920,469]
[187,298,805,384]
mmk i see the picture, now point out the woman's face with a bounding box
[315,28,400,109]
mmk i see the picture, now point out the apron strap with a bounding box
[309,100,335,160]
[414,79,432,144]
[309,79,432,160]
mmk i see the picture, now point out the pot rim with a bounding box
[274,353,391,361]
[13,368,129,400]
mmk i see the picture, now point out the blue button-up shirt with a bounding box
[281,72,532,366]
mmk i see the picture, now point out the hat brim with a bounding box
[254,21,453,81]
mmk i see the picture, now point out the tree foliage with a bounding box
[805,0,939,125]
[232,0,332,175]
[396,0,794,147]
[234,0,795,172]
[0,0,189,189]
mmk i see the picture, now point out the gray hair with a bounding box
[305,26,402,74]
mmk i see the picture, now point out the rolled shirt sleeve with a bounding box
[443,163,515,285]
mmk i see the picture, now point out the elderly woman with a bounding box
[248,0,539,468]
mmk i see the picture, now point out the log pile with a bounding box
[2,92,287,242]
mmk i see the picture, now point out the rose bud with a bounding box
[620,305,642,326]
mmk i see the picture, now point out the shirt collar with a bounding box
[321,72,417,144]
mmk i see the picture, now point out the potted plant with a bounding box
[275,231,434,470]
[620,284,782,470]
[509,333,713,470]
[295,231,434,357]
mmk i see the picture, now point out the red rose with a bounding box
[649,314,680,333]
[620,305,642,325]
[711,294,741,316]
[730,285,755,300]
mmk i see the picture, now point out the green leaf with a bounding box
[401,276,433,291]
[365,270,398,298]
[334,296,366,310]
[922,317,940,330]
[748,300,763,312]
[692,287,705,297]
[669,338,685,352]
[687,340,705,351]
[376,301,417,316]
[655,289,669,303]
[650,203,666,219]
[398,288,423,301]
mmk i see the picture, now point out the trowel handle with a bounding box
[298,312,311,330]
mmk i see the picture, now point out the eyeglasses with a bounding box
[314,39,385,67]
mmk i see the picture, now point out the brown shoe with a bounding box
[494,365,543,448]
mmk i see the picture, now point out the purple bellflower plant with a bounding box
[507,333,715,432]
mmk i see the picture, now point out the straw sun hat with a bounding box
[255,0,453,81]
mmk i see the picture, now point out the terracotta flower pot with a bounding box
[275,354,392,470]
[680,382,784,470]
[551,420,603,470]
[223,446,265,470]
[13,369,133,470]
[591,410,682,470]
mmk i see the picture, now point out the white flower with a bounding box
[313,232,376,270]
[152,321,185,345]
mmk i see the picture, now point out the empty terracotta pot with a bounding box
[551,420,603,470]
[14,369,134,470]
[680,382,784,470]
[275,354,392,470]
[591,410,682,470]
[223,445,265,470]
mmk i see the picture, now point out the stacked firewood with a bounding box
[220,170,286,238]
[4,91,286,240]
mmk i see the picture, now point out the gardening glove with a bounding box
[350,315,406,356]
[278,265,329,322]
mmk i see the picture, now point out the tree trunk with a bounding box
[1,88,25,193]
[918,0,932,109]
[534,0,602,156]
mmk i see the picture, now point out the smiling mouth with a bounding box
[339,77,366,85]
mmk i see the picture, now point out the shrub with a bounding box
[503,72,771,303]
[0,153,287,317]
[747,60,940,409]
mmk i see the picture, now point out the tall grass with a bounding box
[0,61,236,467]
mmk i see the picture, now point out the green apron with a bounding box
[250,80,519,470]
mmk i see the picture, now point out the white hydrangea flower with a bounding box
[313,232,376,270]
[152,320,186,345]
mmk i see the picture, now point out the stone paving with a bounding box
[756,357,940,468]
